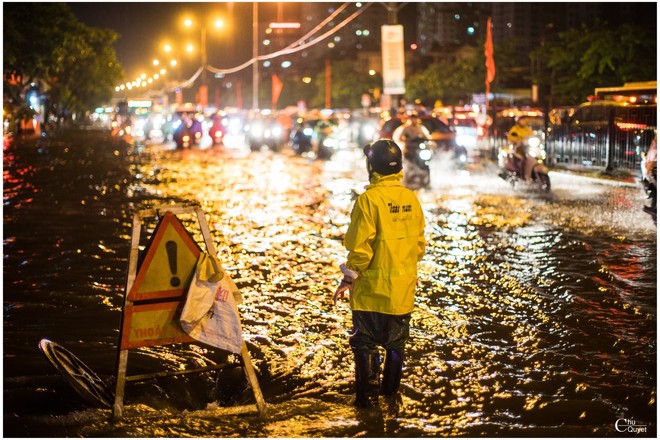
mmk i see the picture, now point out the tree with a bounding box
[3,3,123,128]
[538,21,656,105]
[310,60,381,109]
[405,39,520,106]
[47,24,123,122]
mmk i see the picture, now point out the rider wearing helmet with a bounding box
[507,115,535,181]
[333,139,426,408]
[392,111,431,155]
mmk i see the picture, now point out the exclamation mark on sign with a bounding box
[165,240,181,287]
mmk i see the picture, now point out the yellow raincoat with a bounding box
[344,171,426,315]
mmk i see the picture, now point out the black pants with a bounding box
[349,311,411,405]
[349,310,411,352]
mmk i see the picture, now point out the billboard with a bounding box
[381,25,406,96]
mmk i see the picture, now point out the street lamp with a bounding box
[182,15,224,107]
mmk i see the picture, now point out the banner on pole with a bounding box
[484,17,496,95]
[272,74,283,109]
[381,25,406,95]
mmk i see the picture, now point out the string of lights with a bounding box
[206,2,372,75]
[116,2,372,94]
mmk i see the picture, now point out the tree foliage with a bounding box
[310,60,382,109]
[3,3,123,127]
[405,38,520,106]
[536,21,657,104]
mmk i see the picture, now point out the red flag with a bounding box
[272,74,284,109]
[484,17,496,94]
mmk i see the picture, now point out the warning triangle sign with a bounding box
[127,212,202,301]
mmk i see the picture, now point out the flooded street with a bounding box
[3,130,656,437]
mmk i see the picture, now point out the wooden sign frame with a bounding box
[112,203,266,420]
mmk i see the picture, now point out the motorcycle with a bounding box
[498,135,551,192]
[641,143,657,220]
[291,123,314,156]
[111,116,133,138]
[403,137,433,189]
[209,114,225,147]
[314,120,336,160]
[173,116,202,149]
[245,118,284,152]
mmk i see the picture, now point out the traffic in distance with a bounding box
[95,80,657,219]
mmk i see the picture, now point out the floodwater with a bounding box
[3,129,656,437]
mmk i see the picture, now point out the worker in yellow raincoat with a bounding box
[333,139,426,408]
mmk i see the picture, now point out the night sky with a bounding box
[68,2,274,80]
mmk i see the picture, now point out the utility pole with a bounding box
[384,1,401,24]
[381,2,406,111]
[252,2,259,110]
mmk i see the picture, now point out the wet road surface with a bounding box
[3,130,656,437]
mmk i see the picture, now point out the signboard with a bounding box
[381,25,406,95]
[127,212,201,302]
[120,301,194,349]
[113,205,266,420]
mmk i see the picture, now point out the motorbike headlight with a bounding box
[362,125,376,138]
[271,126,282,137]
[527,137,541,148]
[323,138,337,148]
[303,127,314,136]
[419,149,433,161]
[173,120,181,129]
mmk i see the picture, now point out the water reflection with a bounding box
[3,132,656,437]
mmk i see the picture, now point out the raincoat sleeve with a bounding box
[344,196,376,272]
[418,227,426,262]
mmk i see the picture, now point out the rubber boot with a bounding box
[354,350,380,408]
[380,349,404,396]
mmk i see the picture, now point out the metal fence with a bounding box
[486,104,657,175]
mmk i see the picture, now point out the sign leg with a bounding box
[112,349,129,421]
[240,342,267,415]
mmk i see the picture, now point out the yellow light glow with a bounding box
[170,60,177,67]
[369,69,376,76]
[153,59,159,66]
[184,18,193,27]
[164,44,172,53]
[186,44,194,53]
[160,69,167,75]
[140,73,147,79]
[215,19,224,29]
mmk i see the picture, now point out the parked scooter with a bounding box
[403,137,433,189]
[498,135,551,192]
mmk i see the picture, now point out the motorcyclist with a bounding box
[507,115,535,181]
[314,116,335,158]
[333,139,426,408]
[643,134,657,215]
[392,111,431,157]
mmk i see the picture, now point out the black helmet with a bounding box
[363,139,403,175]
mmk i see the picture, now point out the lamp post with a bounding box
[252,2,259,110]
[184,16,224,108]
